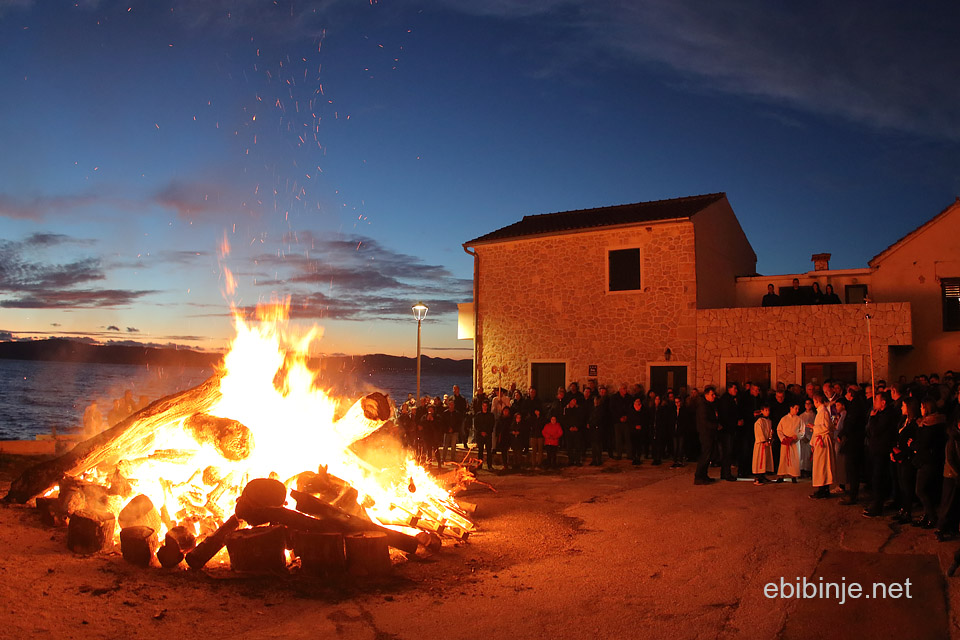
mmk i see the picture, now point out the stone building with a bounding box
[461,194,957,394]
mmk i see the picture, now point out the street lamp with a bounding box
[412,301,429,403]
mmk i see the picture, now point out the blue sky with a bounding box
[1,0,958,356]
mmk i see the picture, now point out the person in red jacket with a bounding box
[542,415,564,469]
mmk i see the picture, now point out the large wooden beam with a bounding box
[4,375,222,504]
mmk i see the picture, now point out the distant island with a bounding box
[0,339,472,375]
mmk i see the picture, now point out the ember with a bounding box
[4,302,476,574]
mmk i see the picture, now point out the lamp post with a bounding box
[412,301,429,403]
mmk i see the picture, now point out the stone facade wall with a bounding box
[696,302,912,388]
[475,222,698,392]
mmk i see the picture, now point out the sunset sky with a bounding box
[1,1,959,357]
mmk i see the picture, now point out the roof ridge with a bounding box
[519,192,726,221]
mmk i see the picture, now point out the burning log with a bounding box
[57,476,111,515]
[67,510,116,554]
[118,494,162,533]
[183,413,253,461]
[120,526,157,567]
[414,531,442,553]
[344,532,391,576]
[4,375,223,504]
[289,490,419,553]
[185,515,239,570]
[290,531,346,577]
[295,469,367,518]
[361,392,392,421]
[156,525,196,569]
[225,525,287,575]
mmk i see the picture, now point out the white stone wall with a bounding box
[696,302,912,388]
[474,221,698,392]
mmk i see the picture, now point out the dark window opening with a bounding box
[725,363,771,391]
[608,248,641,292]
[943,278,960,332]
[801,362,858,386]
[845,284,869,305]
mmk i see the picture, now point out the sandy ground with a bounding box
[1,454,959,640]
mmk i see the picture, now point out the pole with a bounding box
[416,318,422,403]
[865,307,876,394]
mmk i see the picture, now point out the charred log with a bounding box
[289,490,418,554]
[67,510,116,554]
[185,514,239,570]
[344,532,391,576]
[225,525,287,575]
[120,526,157,567]
[290,531,345,577]
[4,375,223,504]
[155,525,196,569]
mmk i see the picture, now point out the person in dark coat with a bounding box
[587,395,605,466]
[641,391,661,464]
[717,383,742,481]
[936,400,960,540]
[563,395,586,465]
[694,387,720,484]
[839,386,868,505]
[809,281,824,305]
[761,283,780,307]
[628,397,645,466]
[609,384,633,460]
[822,283,842,304]
[891,398,920,524]
[473,400,496,471]
[781,277,806,306]
[494,406,514,470]
[654,395,673,465]
[863,393,900,517]
[913,398,947,528]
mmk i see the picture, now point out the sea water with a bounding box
[0,359,472,440]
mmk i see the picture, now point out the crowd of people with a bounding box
[399,371,960,542]
[81,389,152,437]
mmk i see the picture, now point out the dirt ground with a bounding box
[1,454,959,640]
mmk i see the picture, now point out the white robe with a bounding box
[776,413,803,477]
[799,409,815,471]
[752,417,774,474]
[811,405,836,487]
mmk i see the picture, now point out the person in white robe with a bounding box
[799,399,816,476]
[776,402,803,482]
[752,406,774,484]
[810,394,837,498]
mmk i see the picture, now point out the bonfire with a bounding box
[4,302,476,576]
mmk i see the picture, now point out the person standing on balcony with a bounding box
[761,283,780,307]
[822,283,842,304]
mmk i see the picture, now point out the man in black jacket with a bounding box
[473,400,496,471]
[695,386,720,484]
[864,393,898,517]
[609,384,633,460]
[839,386,867,505]
[717,383,742,481]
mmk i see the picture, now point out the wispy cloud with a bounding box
[0,235,156,309]
[249,232,471,321]
[154,180,226,220]
[438,0,960,140]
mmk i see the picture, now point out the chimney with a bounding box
[811,253,831,271]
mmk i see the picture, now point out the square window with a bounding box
[608,248,641,292]
[943,278,960,332]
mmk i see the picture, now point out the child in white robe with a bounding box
[753,405,774,484]
[776,401,802,483]
[810,394,837,499]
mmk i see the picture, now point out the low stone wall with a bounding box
[696,302,911,388]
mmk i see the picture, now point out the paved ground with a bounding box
[1,454,958,639]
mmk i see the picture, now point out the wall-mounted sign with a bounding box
[588,364,598,377]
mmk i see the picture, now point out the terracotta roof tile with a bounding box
[464,193,726,246]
